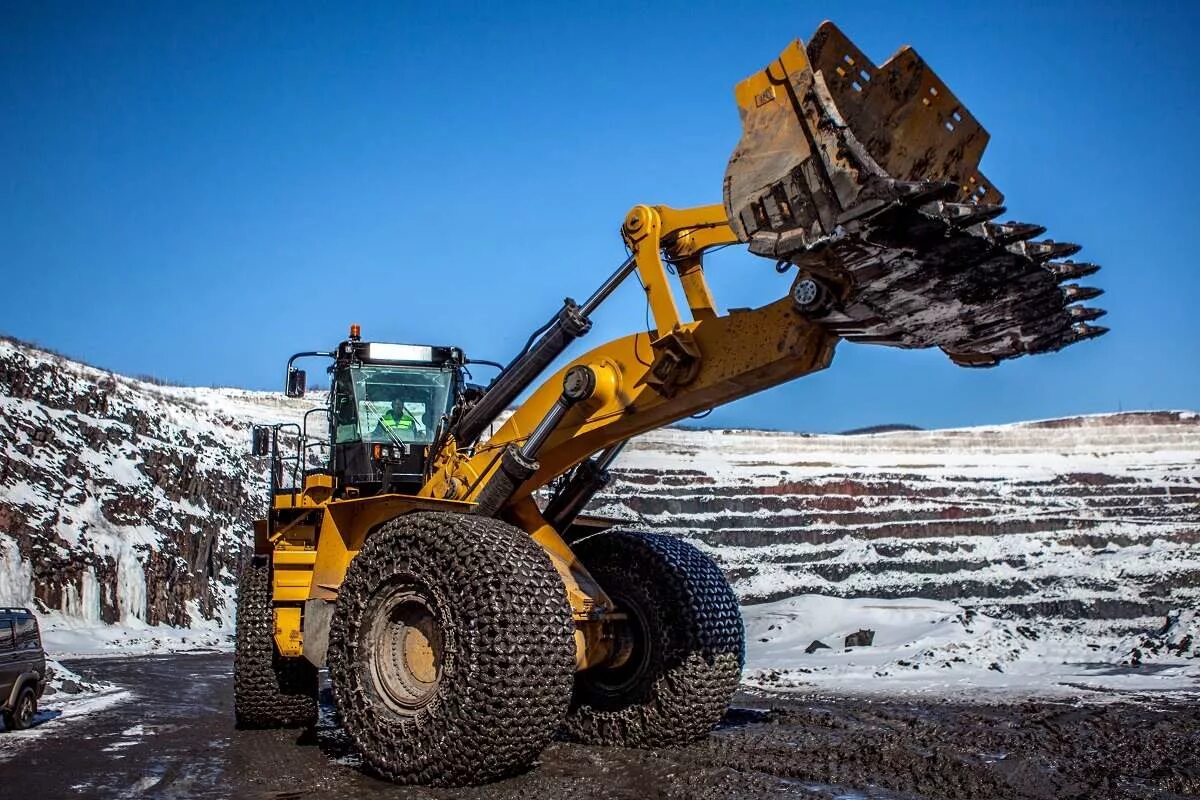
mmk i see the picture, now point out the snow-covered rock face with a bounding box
[595,413,1200,630]
[0,338,316,640]
[590,414,1200,694]
[1,335,1196,687]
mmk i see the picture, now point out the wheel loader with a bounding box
[235,22,1107,786]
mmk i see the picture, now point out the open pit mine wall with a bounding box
[1,337,1197,638]
[591,414,1200,636]
[0,338,315,629]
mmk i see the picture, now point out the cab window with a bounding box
[333,366,455,446]
[14,616,38,650]
[333,369,359,445]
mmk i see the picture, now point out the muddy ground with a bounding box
[0,654,1196,799]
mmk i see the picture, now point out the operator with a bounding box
[374,398,419,441]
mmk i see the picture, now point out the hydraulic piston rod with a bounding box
[449,256,635,448]
[472,365,599,517]
[543,442,626,537]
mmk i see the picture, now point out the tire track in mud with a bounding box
[0,654,1196,799]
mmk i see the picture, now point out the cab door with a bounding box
[12,615,42,677]
[0,619,15,702]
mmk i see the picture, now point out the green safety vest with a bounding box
[380,409,415,432]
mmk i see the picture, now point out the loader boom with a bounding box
[419,202,839,507]
[420,20,1106,528]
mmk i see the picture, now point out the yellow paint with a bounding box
[274,606,303,657]
[734,39,809,113]
[623,205,679,338]
[422,201,821,492]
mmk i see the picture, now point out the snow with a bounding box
[616,417,1200,485]
[1125,608,1200,664]
[37,609,232,658]
[587,409,1200,700]
[0,688,130,755]
[0,538,34,607]
[0,337,323,655]
[744,595,1200,699]
[0,659,129,754]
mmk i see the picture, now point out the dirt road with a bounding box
[0,654,1196,799]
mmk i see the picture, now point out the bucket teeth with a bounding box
[1068,305,1107,322]
[1011,239,1083,263]
[1047,260,1101,282]
[892,180,959,206]
[926,201,1007,227]
[978,220,1047,246]
[1070,323,1109,342]
[1063,284,1105,302]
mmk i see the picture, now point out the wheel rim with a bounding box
[18,695,33,727]
[366,586,443,715]
[588,592,653,696]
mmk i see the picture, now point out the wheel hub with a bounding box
[590,593,653,695]
[792,276,828,311]
[367,588,443,715]
[16,694,33,728]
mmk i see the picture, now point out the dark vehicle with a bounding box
[0,608,46,731]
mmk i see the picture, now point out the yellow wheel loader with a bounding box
[234,22,1107,786]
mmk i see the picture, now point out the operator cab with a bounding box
[278,325,468,497]
[330,338,462,493]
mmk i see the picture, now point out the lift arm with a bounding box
[419,202,839,508]
[420,22,1105,513]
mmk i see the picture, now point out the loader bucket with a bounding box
[724,21,1107,366]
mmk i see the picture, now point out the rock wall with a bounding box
[0,338,313,630]
[593,413,1200,636]
[2,335,1195,645]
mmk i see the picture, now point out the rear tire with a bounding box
[327,512,576,786]
[3,686,36,731]
[234,558,318,729]
[563,531,744,746]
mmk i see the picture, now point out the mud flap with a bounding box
[302,598,335,668]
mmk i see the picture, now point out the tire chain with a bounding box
[233,560,318,728]
[563,530,745,747]
[327,512,576,786]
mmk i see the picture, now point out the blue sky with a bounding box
[1,1,1197,432]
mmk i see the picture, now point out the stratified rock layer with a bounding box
[593,413,1200,636]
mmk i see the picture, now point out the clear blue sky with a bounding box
[2,1,1197,432]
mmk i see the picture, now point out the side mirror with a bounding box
[251,426,271,456]
[286,368,307,398]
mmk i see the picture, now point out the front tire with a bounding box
[327,512,576,786]
[233,559,318,729]
[563,531,744,746]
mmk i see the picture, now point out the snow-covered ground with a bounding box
[743,596,1200,699]
[591,410,1200,698]
[38,609,233,658]
[0,659,129,754]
